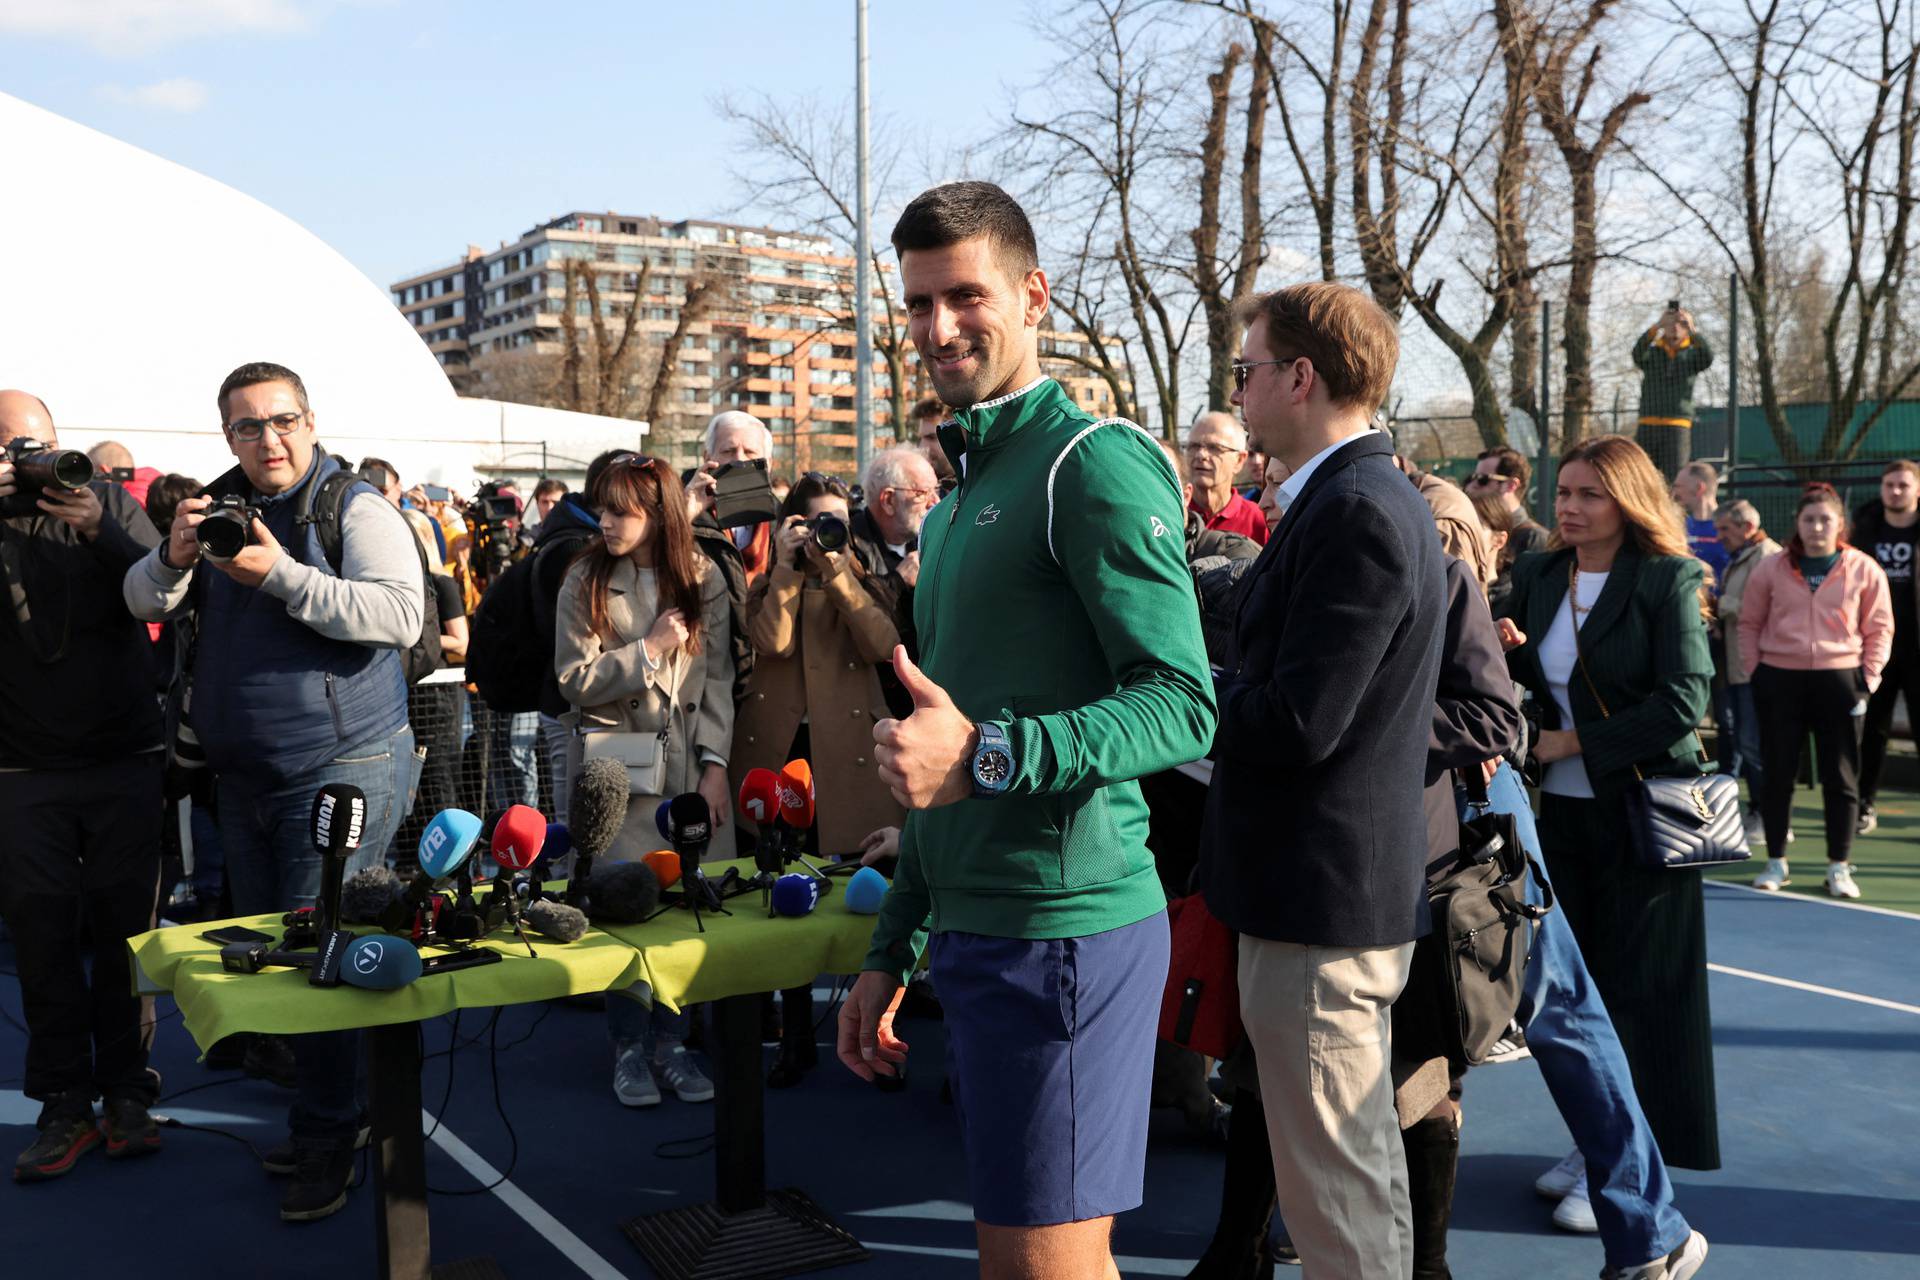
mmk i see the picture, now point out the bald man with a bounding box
[1184,411,1270,545]
[0,390,169,1179]
[89,440,161,511]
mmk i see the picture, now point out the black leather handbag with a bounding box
[1575,640,1752,871]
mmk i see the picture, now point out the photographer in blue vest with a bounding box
[123,361,422,1223]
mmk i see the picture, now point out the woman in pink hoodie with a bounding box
[1738,483,1893,897]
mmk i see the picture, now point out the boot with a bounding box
[1187,1089,1278,1280]
[1403,1110,1461,1280]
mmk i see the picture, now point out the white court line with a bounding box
[1705,877,1920,922]
[424,1108,632,1280]
[1707,963,1920,1017]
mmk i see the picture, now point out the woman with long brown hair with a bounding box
[554,454,736,1109]
[1496,435,1721,1199]
[1736,483,1891,897]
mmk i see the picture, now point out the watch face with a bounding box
[976,750,1012,787]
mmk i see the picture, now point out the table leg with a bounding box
[369,1021,431,1280]
[713,991,767,1212]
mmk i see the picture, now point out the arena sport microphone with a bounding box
[338,935,423,990]
[307,783,367,986]
[567,757,630,910]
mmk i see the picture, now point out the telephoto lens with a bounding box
[810,512,850,553]
[197,497,258,559]
[1,439,93,518]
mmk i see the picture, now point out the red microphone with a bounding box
[776,759,816,830]
[738,768,781,827]
[491,804,547,872]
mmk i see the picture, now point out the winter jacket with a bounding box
[1633,329,1714,426]
[1737,546,1893,688]
[1715,536,1781,686]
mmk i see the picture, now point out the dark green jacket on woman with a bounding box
[1500,545,1713,802]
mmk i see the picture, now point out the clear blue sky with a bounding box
[0,0,1056,288]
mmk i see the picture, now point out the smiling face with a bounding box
[1554,459,1625,551]
[901,237,1047,408]
[222,379,315,496]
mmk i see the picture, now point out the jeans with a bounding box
[540,714,572,825]
[219,725,415,1145]
[1723,681,1765,799]
[188,799,226,906]
[488,709,542,811]
[1485,762,1691,1269]
[606,982,691,1055]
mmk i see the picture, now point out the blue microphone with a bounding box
[845,866,889,914]
[338,935,423,990]
[771,873,822,917]
[418,809,483,881]
[655,799,673,844]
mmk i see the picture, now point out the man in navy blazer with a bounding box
[1199,282,1446,1278]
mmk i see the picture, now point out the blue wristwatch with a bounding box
[970,721,1014,798]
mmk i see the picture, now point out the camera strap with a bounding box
[0,522,74,664]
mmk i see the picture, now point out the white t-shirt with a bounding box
[1537,569,1609,798]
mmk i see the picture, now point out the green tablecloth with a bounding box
[128,858,886,1052]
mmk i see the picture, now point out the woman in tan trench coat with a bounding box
[731,472,903,1087]
[553,455,736,1110]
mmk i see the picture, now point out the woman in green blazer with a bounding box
[1498,434,1720,1172]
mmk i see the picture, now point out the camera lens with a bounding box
[812,514,850,553]
[198,509,249,559]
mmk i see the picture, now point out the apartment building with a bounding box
[391,211,1129,470]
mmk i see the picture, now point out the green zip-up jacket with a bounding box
[862,378,1217,983]
[1632,328,1714,426]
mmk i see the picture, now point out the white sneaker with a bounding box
[1827,862,1863,899]
[1553,1171,1599,1233]
[1535,1148,1584,1200]
[1786,826,1796,844]
[1484,1020,1531,1064]
[1741,811,1763,844]
[1601,1228,1710,1279]
[612,1043,661,1108]
[1752,858,1790,891]
[654,1044,715,1103]
[1857,806,1878,836]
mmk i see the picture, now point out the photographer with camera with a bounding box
[122,362,422,1222]
[1632,302,1714,482]
[0,390,169,1181]
[734,472,905,1087]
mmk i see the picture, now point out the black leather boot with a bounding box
[1186,1090,1278,1280]
[1404,1111,1460,1280]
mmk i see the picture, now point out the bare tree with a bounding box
[1188,30,1272,409]
[643,277,722,451]
[554,256,654,418]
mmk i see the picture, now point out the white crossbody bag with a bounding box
[579,725,671,796]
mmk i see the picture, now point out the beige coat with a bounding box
[730,557,904,856]
[554,555,736,859]
[1716,535,1781,686]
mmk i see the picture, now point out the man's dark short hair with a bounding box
[145,473,201,533]
[218,362,310,422]
[890,182,1039,282]
[359,456,398,490]
[533,477,567,499]
[910,397,946,426]
[1477,445,1531,492]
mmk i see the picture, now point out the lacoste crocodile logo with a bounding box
[975,504,1001,526]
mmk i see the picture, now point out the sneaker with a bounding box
[1752,858,1790,891]
[262,1124,371,1175]
[1741,811,1764,844]
[1485,1021,1531,1064]
[279,1140,361,1222]
[242,1034,297,1089]
[1535,1148,1584,1201]
[101,1094,161,1160]
[654,1044,715,1103]
[612,1043,662,1108]
[1601,1229,1710,1279]
[13,1093,100,1183]
[1786,826,1796,844]
[1553,1172,1599,1233]
[1857,805,1878,836]
[1827,862,1863,899]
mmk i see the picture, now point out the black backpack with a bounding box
[466,529,591,713]
[302,464,443,686]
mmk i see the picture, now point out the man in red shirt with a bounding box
[1185,411,1269,544]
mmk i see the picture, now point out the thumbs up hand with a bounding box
[873,645,977,809]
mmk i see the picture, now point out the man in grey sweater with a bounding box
[123,361,421,1223]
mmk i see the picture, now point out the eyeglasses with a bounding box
[884,485,938,502]
[1182,442,1240,459]
[226,411,307,442]
[1466,473,1503,487]
[1231,354,1301,392]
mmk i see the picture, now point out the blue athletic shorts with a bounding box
[930,910,1171,1227]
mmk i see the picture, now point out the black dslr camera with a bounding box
[464,486,521,580]
[808,512,850,553]
[197,494,262,559]
[1,438,93,519]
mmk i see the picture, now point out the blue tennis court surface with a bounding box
[2,878,1916,1279]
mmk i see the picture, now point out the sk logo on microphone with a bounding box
[1150,516,1168,538]
[975,504,1001,526]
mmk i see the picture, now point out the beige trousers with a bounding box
[1239,937,1417,1280]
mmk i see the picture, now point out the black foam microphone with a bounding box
[587,861,663,925]
[341,866,407,929]
[568,757,630,909]
[524,897,589,942]
[308,783,367,986]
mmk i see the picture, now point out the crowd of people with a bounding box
[0,178,1895,1280]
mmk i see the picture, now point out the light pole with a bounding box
[853,0,874,480]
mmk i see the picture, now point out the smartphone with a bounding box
[423,484,450,503]
[1668,298,1681,312]
[201,924,275,947]
[712,459,779,529]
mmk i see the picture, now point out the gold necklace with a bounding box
[1570,565,1595,617]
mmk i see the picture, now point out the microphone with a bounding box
[739,768,784,875]
[338,935,423,990]
[418,808,483,882]
[541,822,571,873]
[845,866,889,914]
[567,758,630,909]
[308,783,367,985]
[587,860,663,925]
[654,799,673,845]
[664,793,712,866]
[490,804,546,872]
[771,873,822,917]
[524,897,589,942]
[642,849,682,891]
[341,865,406,929]
[775,759,816,832]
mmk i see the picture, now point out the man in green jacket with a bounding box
[1632,305,1714,481]
[836,182,1216,1280]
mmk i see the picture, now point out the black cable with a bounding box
[157,1117,265,1163]
[158,1074,250,1104]
[427,1007,518,1195]
[422,1010,467,1143]
[812,976,850,1034]
[654,1132,715,1160]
